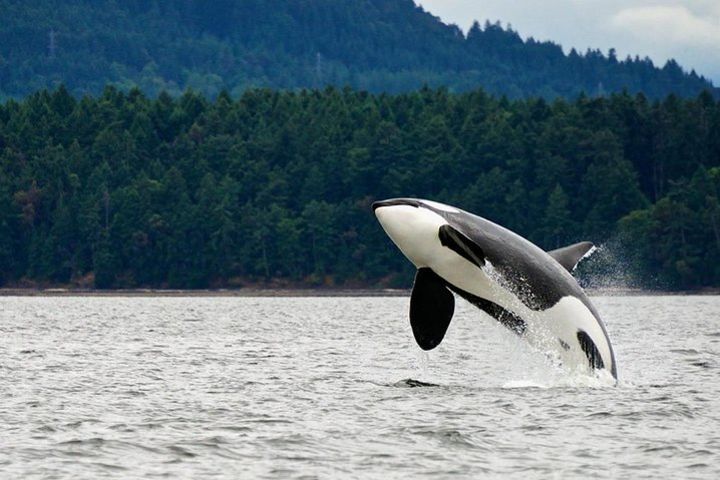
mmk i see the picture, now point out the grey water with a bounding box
[1,296,719,479]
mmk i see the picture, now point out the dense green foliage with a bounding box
[1,86,719,289]
[0,0,716,100]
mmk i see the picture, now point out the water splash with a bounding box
[576,239,645,292]
[415,349,430,373]
[502,380,549,389]
[501,359,617,389]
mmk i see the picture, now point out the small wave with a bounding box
[435,430,479,448]
[587,411,612,418]
[218,425,251,432]
[689,360,713,369]
[92,462,127,471]
[642,445,679,453]
[58,437,105,447]
[33,425,56,433]
[412,428,480,449]
[670,348,700,355]
[168,445,197,458]
[392,378,439,388]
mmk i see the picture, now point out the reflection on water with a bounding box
[1,296,719,478]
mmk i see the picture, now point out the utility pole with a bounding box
[48,29,57,59]
[315,52,323,88]
[103,188,110,230]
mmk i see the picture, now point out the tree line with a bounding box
[0,86,719,289]
[0,0,715,100]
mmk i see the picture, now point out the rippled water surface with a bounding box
[2,295,719,478]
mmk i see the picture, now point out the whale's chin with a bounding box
[374,203,447,268]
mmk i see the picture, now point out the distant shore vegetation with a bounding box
[0,0,716,101]
[0,86,719,290]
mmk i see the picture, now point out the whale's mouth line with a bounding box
[372,198,421,211]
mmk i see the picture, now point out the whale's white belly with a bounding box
[429,246,613,375]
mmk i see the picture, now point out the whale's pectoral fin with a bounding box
[548,241,595,273]
[410,268,455,350]
[438,225,485,268]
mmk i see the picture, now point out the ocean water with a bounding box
[1,295,719,479]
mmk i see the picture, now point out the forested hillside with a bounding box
[0,0,715,100]
[1,86,718,289]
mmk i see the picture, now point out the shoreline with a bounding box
[1,287,718,297]
[0,288,410,297]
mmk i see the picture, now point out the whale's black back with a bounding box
[427,204,617,378]
[439,208,589,312]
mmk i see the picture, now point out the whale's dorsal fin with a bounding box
[410,268,455,351]
[548,241,595,273]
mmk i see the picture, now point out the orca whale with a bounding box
[373,198,617,379]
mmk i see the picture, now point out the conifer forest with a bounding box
[1,86,718,289]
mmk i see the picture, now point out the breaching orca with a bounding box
[373,198,617,379]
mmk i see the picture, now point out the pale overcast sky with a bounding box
[417,0,720,84]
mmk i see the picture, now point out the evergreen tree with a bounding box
[0,0,716,99]
[0,86,718,289]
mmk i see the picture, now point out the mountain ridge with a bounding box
[0,0,716,99]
